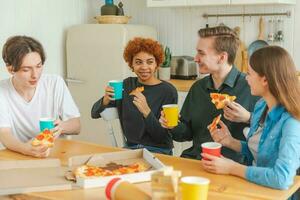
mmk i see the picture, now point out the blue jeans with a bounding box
[124,143,173,155]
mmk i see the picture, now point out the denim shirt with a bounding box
[241,98,300,189]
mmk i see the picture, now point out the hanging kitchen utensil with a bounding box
[241,50,249,73]
[248,16,269,58]
[234,26,247,72]
[267,19,275,43]
[275,18,284,42]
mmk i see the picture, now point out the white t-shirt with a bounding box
[0,74,80,142]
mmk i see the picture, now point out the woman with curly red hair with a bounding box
[91,37,177,155]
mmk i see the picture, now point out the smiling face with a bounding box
[194,37,223,74]
[246,64,268,96]
[132,51,158,83]
[9,52,43,89]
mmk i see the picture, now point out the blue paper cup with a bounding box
[39,118,55,131]
[109,80,123,100]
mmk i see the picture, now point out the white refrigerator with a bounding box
[66,24,157,145]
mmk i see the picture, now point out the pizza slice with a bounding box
[75,165,114,178]
[74,162,149,178]
[210,93,236,109]
[31,129,54,147]
[112,162,148,175]
[208,114,222,132]
[129,86,144,95]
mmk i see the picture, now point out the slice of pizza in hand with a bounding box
[129,86,144,95]
[31,129,54,147]
[210,93,236,109]
[208,114,222,132]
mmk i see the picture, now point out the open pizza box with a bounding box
[0,159,72,195]
[68,148,165,188]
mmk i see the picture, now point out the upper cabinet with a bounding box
[231,0,296,5]
[147,0,187,7]
[147,0,296,7]
[187,0,230,6]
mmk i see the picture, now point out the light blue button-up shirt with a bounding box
[241,99,300,189]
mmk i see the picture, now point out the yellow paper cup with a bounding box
[181,176,210,200]
[162,104,179,127]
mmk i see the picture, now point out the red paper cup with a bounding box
[105,177,121,200]
[201,142,222,160]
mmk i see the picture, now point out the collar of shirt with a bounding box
[205,66,239,91]
[267,103,285,122]
[250,99,285,137]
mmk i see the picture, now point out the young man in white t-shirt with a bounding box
[0,36,81,157]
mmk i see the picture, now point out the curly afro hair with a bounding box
[123,37,164,69]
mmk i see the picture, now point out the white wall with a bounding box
[293,0,300,69]
[93,0,298,70]
[0,0,298,80]
[0,0,94,79]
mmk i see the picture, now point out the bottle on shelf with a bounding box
[101,0,118,15]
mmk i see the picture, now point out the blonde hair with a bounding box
[250,46,300,120]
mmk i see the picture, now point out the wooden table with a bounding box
[0,139,299,200]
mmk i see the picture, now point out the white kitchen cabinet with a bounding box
[147,0,295,7]
[187,0,230,6]
[231,0,296,5]
[178,91,188,110]
[147,0,187,7]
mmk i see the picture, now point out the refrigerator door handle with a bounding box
[65,78,85,84]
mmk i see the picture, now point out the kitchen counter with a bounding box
[0,139,299,200]
[168,71,300,93]
[167,79,197,92]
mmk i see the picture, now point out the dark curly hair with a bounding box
[123,37,164,69]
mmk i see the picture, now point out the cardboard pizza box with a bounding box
[68,148,165,188]
[0,159,72,195]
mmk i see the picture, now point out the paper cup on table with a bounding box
[181,176,210,200]
[162,104,179,127]
[109,80,123,100]
[39,118,55,131]
[201,142,222,160]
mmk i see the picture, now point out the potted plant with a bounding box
[159,46,172,80]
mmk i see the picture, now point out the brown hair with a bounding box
[2,36,46,72]
[123,37,164,68]
[250,46,300,120]
[198,26,240,65]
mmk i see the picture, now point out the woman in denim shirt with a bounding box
[201,46,300,190]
